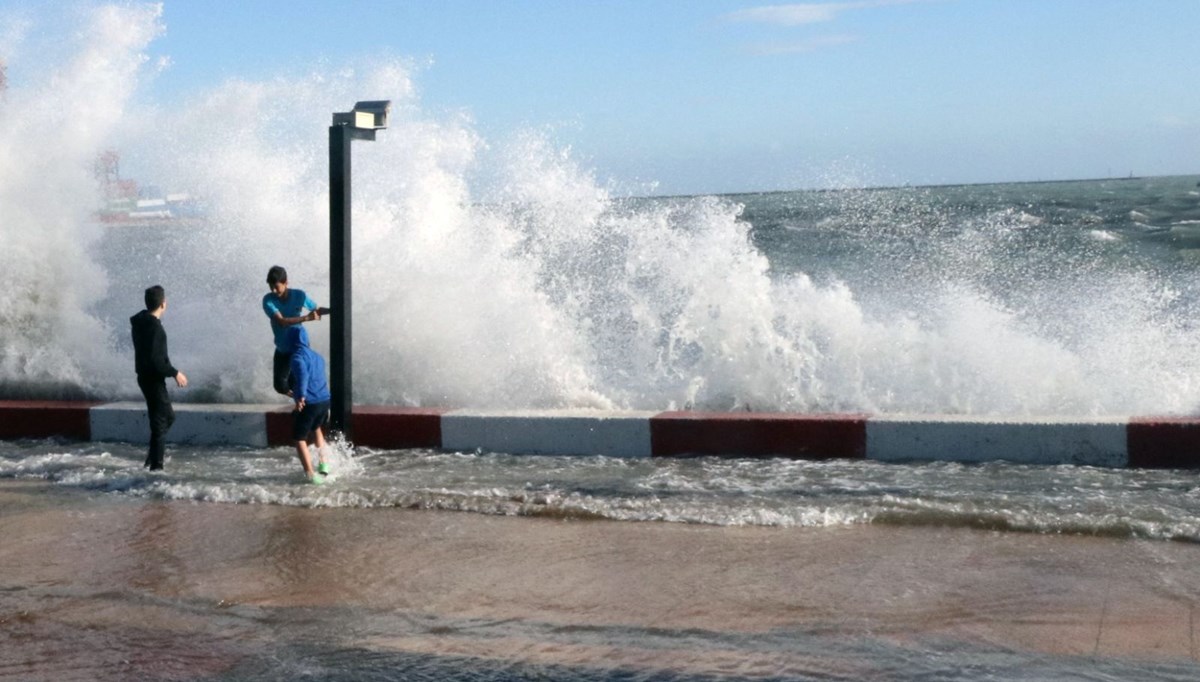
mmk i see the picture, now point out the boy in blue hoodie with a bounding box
[285,325,332,483]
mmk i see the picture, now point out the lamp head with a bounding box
[332,100,391,130]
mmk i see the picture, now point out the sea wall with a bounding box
[1,400,1198,468]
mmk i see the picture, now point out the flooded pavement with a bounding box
[2,477,1200,680]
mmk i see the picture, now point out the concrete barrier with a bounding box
[442,409,655,457]
[90,402,270,447]
[865,415,1129,467]
[2,400,1199,469]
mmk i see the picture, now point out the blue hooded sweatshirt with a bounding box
[286,326,331,404]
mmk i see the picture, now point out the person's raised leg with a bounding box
[273,350,292,396]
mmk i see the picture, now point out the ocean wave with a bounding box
[6,446,1200,541]
[1086,229,1120,242]
[870,499,1200,542]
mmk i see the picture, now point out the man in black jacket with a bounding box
[130,285,188,470]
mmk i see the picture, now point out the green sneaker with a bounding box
[309,472,325,485]
[317,462,331,475]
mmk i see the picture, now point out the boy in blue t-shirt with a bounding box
[263,265,323,395]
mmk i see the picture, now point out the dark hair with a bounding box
[144,285,165,311]
[266,266,288,287]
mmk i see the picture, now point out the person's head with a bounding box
[144,285,166,313]
[266,265,288,297]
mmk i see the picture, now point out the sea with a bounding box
[4,5,1200,677]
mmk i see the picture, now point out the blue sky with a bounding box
[11,0,1200,194]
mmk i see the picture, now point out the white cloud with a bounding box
[1158,114,1195,129]
[748,34,859,55]
[728,4,842,24]
[727,0,926,26]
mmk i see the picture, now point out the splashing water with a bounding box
[2,3,1200,416]
[0,3,163,398]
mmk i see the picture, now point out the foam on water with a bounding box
[6,441,1200,541]
[3,3,1200,417]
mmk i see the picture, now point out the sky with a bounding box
[6,0,1200,195]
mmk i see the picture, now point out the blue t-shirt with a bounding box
[263,288,318,353]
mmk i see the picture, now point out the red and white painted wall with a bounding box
[1,400,1198,468]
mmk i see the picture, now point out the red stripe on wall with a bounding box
[650,412,868,459]
[1127,418,1200,469]
[265,407,295,447]
[352,407,446,449]
[268,406,446,448]
[0,401,98,440]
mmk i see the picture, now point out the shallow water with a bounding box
[3,471,1200,681]
[5,438,1200,541]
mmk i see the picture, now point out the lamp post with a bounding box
[329,100,390,441]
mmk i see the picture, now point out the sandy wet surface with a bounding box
[2,479,1199,680]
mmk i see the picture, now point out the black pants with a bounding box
[273,350,292,396]
[137,375,175,470]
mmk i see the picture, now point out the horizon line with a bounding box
[635,172,1200,201]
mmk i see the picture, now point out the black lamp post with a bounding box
[329,100,390,440]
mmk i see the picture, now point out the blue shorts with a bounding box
[293,400,330,441]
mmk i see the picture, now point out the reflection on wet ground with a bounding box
[2,480,1199,680]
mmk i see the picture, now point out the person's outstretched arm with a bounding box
[264,295,320,327]
[271,309,320,327]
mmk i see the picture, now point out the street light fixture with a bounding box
[332,100,391,130]
[329,99,391,440]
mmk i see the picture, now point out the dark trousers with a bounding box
[138,375,175,470]
[273,350,292,396]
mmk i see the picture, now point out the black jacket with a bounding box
[130,310,178,380]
